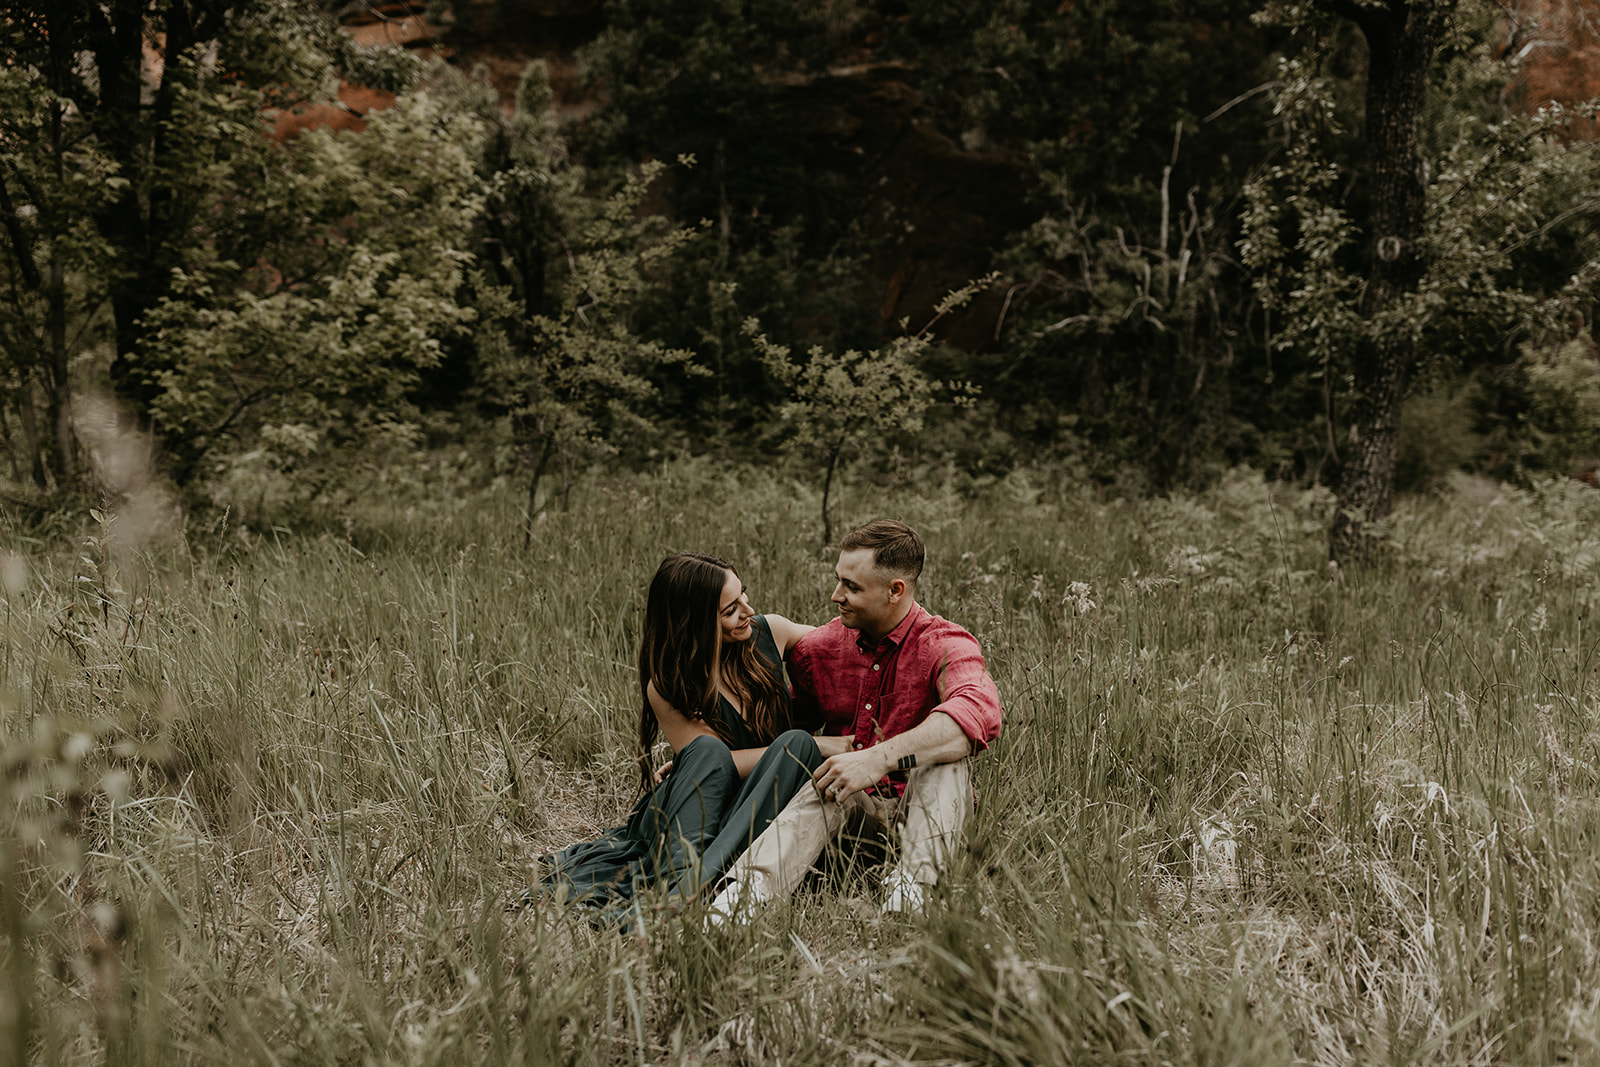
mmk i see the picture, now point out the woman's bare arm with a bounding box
[763,613,815,656]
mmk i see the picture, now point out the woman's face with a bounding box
[717,568,755,644]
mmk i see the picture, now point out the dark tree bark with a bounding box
[0,404,22,483]
[86,1,226,416]
[1324,0,1454,562]
[523,432,555,548]
[14,381,49,489]
[46,255,73,480]
[820,438,844,547]
[0,81,76,484]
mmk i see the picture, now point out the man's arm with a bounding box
[810,625,1001,802]
[926,630,1003,752]
[811,711,970,802]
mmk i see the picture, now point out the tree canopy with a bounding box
[1,0,1597,555]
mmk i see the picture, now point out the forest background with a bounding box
[2,0,1599,555]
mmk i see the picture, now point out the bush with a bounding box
[1394,382,1486,492]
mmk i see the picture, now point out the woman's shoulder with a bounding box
[749,614,781,663]
[644,678,675,717]
[757,614,815,656]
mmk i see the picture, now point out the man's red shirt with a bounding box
[786,603,1002,794]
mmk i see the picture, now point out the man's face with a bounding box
[831,548,898,635]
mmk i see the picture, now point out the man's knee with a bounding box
[902,757,976,825]
[908,755,973,792]
[910,755,972,779]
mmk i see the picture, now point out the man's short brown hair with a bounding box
[840,519,924,583]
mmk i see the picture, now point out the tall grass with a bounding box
[1,463,1597,1064]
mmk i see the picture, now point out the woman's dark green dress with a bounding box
[538,616,822,916]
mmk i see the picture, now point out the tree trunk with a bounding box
[0,164,62,489]
[0,404,20,482]
[820,440,844,546]
[524,435,555,548]
[559,449,574,513]
[46,253,74,481]
[16,378,49,489]
[88,1,219,427]
[88,0,160,415]
[1327,0,1451,563]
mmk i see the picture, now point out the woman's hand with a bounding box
[814,735,852,758]
[653,760,674,785]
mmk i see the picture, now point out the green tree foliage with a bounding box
[879,0,1284,483]
[1241,1,1600,558]
[135,89,485,486]
[749,279,987,544]
[468,61,578,326]
[463,64,701,533]
[578,0,1296,476]
[475,174,701,536]
[0,1,711,521]
[578,0,875,430]
[895,0,1273,193]
[0,0,424,493]
[0,60,125,488]
[1472,339,1600,479]
[10,0,1600,526]
[987,122,1261,484]
[0,1,388,400]
[134,53,705,518]
[1519,341,1600,475]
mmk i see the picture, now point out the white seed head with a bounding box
[1,553,25,596]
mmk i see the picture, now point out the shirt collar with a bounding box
[855,602,924,654]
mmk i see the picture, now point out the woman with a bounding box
[536,552,819,921]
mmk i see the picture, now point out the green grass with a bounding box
[2,463,1598,1064]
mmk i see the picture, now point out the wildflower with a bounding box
[1167,545,1216,577]
[1063,581,1097,615]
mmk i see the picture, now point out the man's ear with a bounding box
[887,577,907,602]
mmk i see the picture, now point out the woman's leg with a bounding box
[698,730,823,885]
[635,735,739,896]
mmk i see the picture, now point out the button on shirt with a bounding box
[787,603,1003,795]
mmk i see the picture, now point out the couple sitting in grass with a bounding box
[535,519,1003,926]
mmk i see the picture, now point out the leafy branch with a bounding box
[749,276,988,544]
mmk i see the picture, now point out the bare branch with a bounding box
[0,169,43,292]
[1204,81,1284,124]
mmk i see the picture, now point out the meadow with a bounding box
[2,461,1599,1065]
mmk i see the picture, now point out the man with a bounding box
[710,519,1002,919]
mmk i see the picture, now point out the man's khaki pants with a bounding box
[726,758,973,896]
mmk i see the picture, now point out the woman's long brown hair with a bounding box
[637,553,788,793]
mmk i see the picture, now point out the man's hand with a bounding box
[811,713,973,803]
[653,760,673,786]
[812,747,891,804]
